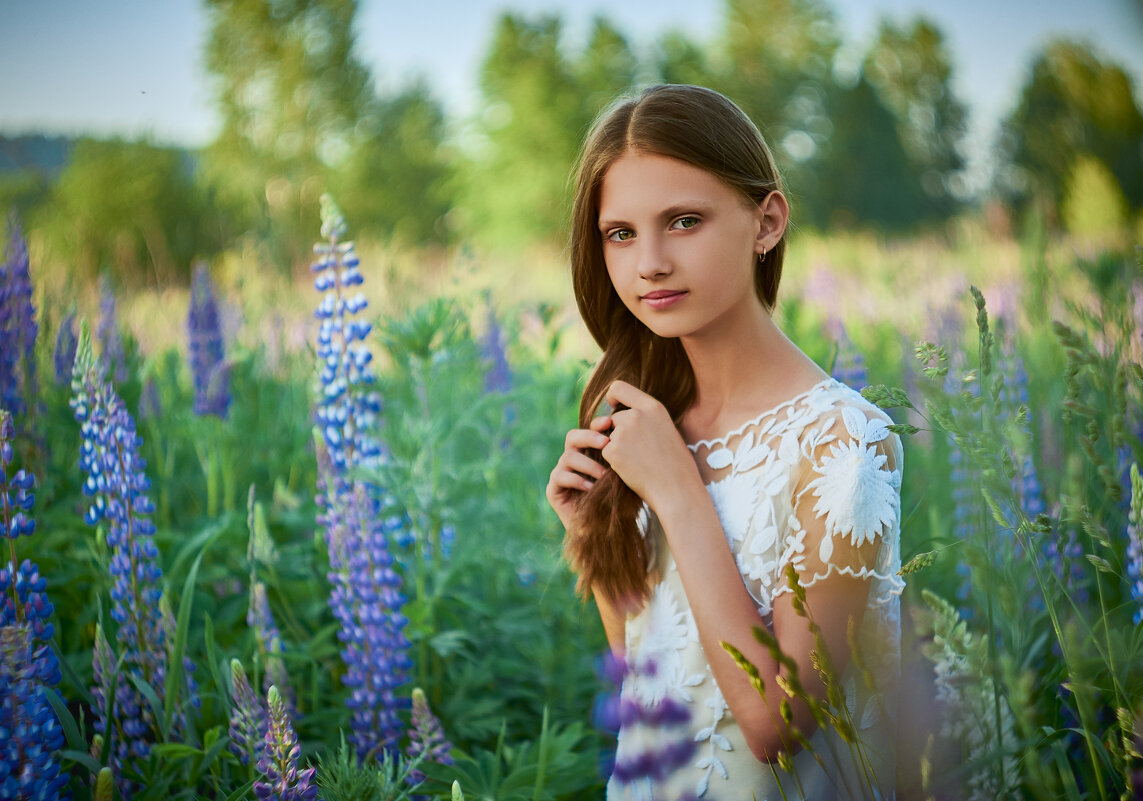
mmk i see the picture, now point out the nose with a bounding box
[636,237,672,280]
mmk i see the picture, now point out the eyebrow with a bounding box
[598,201,714,232]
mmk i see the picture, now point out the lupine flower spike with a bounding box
[97,275,127,385]
[0,408,67,800]
[248,581,297,719]
[1127,464,1143,625]
[54,308,78,387]
[254,685,318,801]
[187,261,231,418]
[229,658,269,769]
[593,652,698,798]
[830,324,868,392]
[71,324,185,793]
[480,304,512,394]
[406,687,454,782]
[0,217,39,426]
[313,195,410,760]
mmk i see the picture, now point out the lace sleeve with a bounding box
[774,403,905,607]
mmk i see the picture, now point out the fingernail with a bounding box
[584,480,595,490]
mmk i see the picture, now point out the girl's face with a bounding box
[597,150,778,342]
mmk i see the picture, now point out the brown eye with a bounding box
[671,216,700,230]
[607,229,634,242]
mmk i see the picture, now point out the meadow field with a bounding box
[1,200,1141,800]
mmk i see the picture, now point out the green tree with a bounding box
[653,30,715,89]
[330,79,454,245]
[457,13,638,248]
[998,38,1143,221]
[863,17,967,218]
[1062,154,1129,238]
[46,138,211,286]
[816,75,927,229]
[716,0,842,224]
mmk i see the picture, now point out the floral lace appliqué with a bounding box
[802,406,899,561]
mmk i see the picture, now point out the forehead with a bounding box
[598,150,743,219]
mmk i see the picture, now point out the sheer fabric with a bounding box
[607,378,903,801]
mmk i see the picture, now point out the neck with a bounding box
[678,301,824,425]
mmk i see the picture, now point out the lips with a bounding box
[640,290,687,309]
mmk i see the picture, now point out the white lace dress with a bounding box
[607,377,904,801]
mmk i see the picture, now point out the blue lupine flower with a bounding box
[54,308,78,387]
[97,275,127,385]
[254,685,318,801]
[829,323,867,392]
[187,262,231,418]
[313,195,410,760]
[229,658,269,768]
[0,217,39,424]
[0,625,69,801]
[0,409,66,801]
[406,687,453,783]
[71,326,174,791]
[996,338,1045,521]
[248,581,296,719]
[480,306,512,394]
[1126,464,1143,625]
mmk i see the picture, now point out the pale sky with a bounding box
[1,0,1141,186]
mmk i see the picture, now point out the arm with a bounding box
[546,416,626,655]
[602,380,895,762]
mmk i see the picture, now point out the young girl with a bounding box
[546,85,904,800]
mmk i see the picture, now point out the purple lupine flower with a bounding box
[0,625,69,801]
[0,410,66,801]
[992,338,1039,561]
[54,309,79,387]
[248,581,297,719]
[829,323,867,392]
[594,652,698,796]
[406,687,453,782]
[313,195,410,760]
[229,659,269,768]
[97,275,127,385]
[1126,464,1143,625]
[0,217,39,426]
[71,325,173,793]
[254,685,318,801]
[480,306,512,394]
[138,376,162,422]
[187,262,231,418]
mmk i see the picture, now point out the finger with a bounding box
[562,451,608,480]
[589,415,613,434]
[605,379,653,411]
[551,463,599,492]
[566,427,610,451]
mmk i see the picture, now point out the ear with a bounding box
[752,191,789,256]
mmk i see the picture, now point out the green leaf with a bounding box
[60,748,106,776]
[165,534,216,731]
[45,688,85,751]
[151,743,204,759]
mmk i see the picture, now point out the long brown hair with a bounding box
[564,84,787,607]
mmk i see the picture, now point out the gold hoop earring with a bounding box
[758,247,767,265]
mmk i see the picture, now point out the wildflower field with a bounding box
[1,198,1141,801]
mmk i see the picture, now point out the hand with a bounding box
[599,380,702,511]
[546,415,612,531]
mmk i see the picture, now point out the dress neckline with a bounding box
[685,377,839,451]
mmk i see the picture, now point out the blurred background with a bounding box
[1,0,1141,356]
